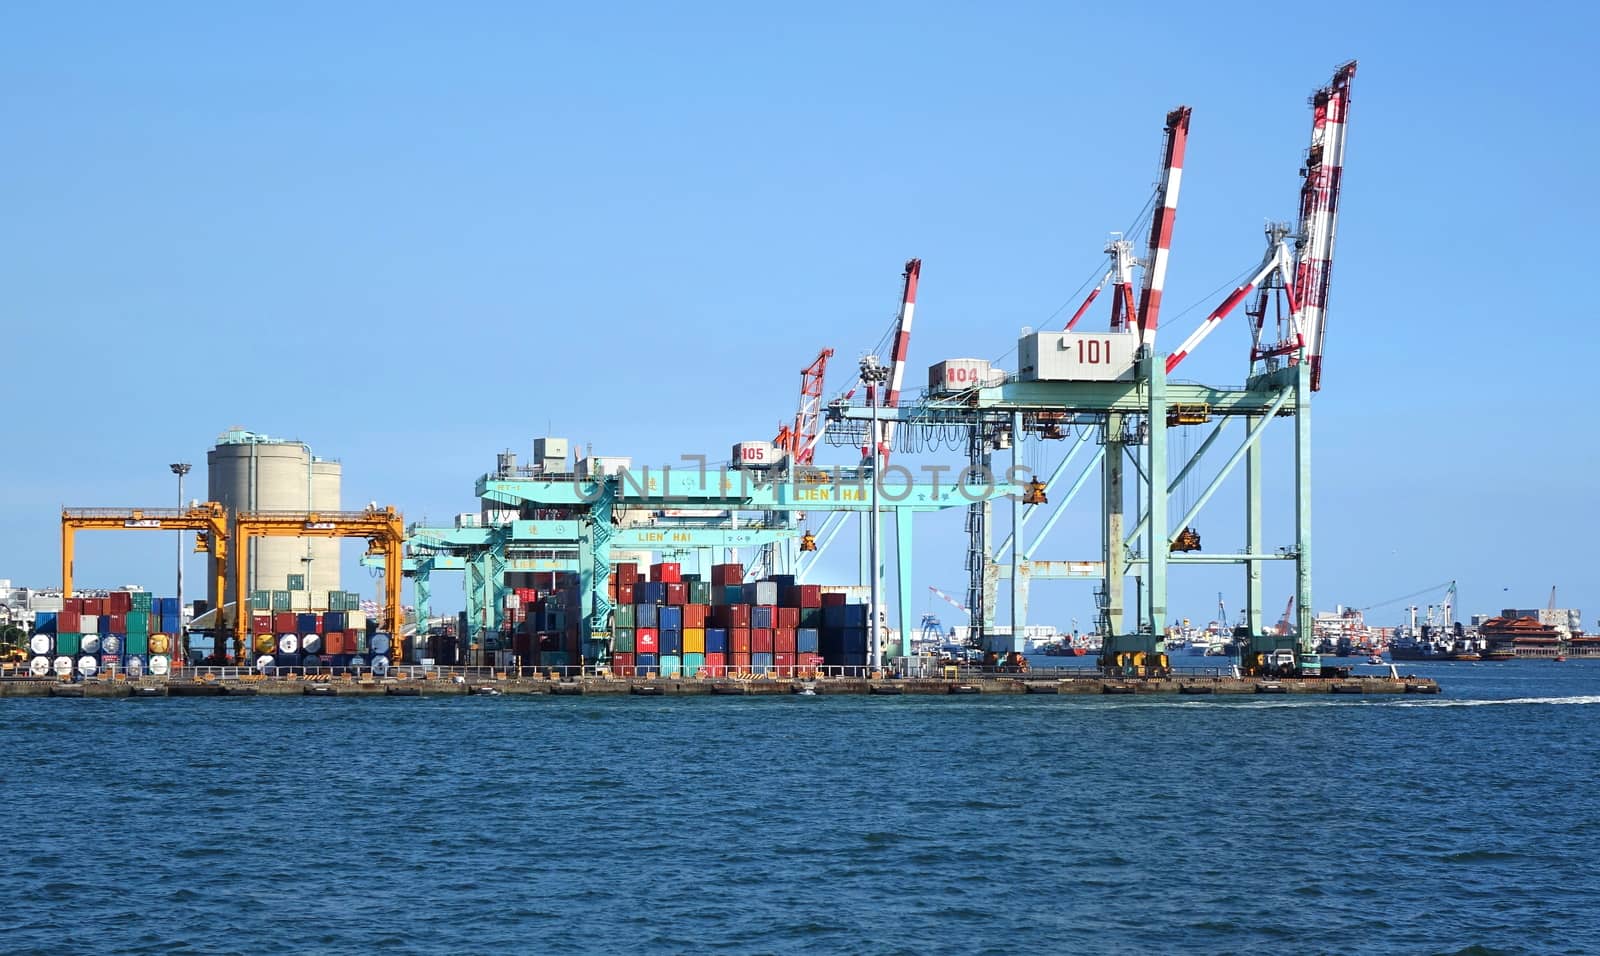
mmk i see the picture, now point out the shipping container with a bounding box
[683,628,706,655]
[635,581,668,605]
[636,652,659,677]
[125,634,149,656]
[613,604,635,628]
[658,606,683,631]
[706,628,729,654]
[682,604,708,629]
[636,602,659,628]
[751,606,775,629]
[751,652,775,674]
[666,582,687,606]
[729,628,751,655]
[776,607,800,629]
[797,628,820,654]
[711,563,744,586]
[613,627,636,653]
[34,612,56,634]
[659,655,683,678]
[660,630,683,656]
[743,582,779,606]
[687,581,711,605]
[637,628,660,653]
[752,628,774,654]
[774,628,796,655]
[650,562,682,584]
[684,652,706,675]
[704,652,726,672]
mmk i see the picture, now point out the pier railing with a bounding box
[143,662,1241,683]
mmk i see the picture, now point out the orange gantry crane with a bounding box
[61,502,230,602]
[230,506,405,660]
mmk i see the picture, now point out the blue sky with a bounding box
[3,2,1594,631]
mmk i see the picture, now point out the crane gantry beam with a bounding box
[231,506,404,662]
[62,503,230,607]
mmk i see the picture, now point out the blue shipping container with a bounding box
[159,597,179,615]
[752,652,775,674]
[635,581,668,604]
[796,628,820,654]
[684,652,706,674]
[751,606,774,628]
[98,616,112,635]
[705,628,729,654]
[635,602,659,628]
[718,585,744,605]
[35,612,57,633]
[325,611,347,631]
[160,615,180,634]
[296,613,318,633]
[660,630,683,656]
[658,606,683,630]
[636,652,659,677]
[658,655,683,677]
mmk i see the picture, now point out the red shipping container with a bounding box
[729,651,752,672]
[613,564,638,585]
[637,628,660,653]
[612,651,635,676]
[796,585,822,608]
[711,563,744,586]
[776,607,799,629]
[666,582,687,606]
[704,652,726,674]
[800,653,825,666]
[64,598,82,614]
[683,604,708,628]
[83,598,105,616]
[728,605,752,628]
[752,628,775,654]
[252,614,272,632]
[109,613,127,633]
[651,562,682,584]
[774,627,796,654]
[729,628,752,654]
[775,653,795,673]
[821,592,849,607]
[109,592,133,613]
[617,583,635,604]
[58,610,81,632]
[273,612,295,633]
[325,632,345,655]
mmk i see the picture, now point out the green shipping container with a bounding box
[688,581,711,605]
[613,604,635,628]
[251,590,271,611]
[125,634,149,656]
[613,627,636,653]
[131,592,153,611]
[684,652,706,674]
[659,655,683,677]
[57,633,82,655]
[271,590,291,611]
[127,611,149,631]
[286,574,305,591]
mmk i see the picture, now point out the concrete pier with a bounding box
[0,674,1441,700]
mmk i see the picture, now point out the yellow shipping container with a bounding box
[684,628,706,655]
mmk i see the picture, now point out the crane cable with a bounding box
[1358,581,1455,613]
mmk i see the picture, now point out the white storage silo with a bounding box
[207,428,342,609]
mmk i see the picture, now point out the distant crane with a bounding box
[866,259,920,464]
[1276,596,1296,636]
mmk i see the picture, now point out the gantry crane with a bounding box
[231,506,405,661]
[61,502,229,603]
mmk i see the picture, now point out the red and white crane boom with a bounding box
[871,258,920,462]
[1294,61,1356,391]
[1136,106,1192,349]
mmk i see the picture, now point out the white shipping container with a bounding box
[310,590,330,610]
[348,610,368,631]
[928,358,1004,393]
[1017,332,1138,382]
[731,441,785,468]
[291,591,312,612]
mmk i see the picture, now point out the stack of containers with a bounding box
[250,606,370,670]
[600,562,869,677]
[507,573,581,670]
